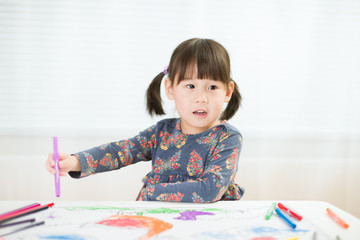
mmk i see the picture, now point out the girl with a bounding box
[46,38,244,203]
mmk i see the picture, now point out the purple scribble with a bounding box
[174,211,214,220]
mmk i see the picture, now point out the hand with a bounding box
[46,152,81,176]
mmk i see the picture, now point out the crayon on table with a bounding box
[326,208,349,229]
[0,203,40,219]
[53,136,60,197]
[0,221,45,237]
[265,202,276,220]
[0,218,35,228]
[286,237,298,240]
[312,231,317,240]
[278,202,302,221]
[275,207,296,229]
[0,203,54,224]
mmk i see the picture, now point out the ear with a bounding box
[164,78,175,100]
[224,81,234,103]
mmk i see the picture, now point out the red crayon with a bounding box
[278,203,303,221]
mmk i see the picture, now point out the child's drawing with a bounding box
[6,202,331,240]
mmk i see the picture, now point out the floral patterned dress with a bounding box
[69,118,244,203]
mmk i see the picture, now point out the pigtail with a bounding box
[220,79,242,121]
[146,72,166,116]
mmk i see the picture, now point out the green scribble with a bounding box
[146,208,181,214]
[64,206,225,215]
[201,208,227,212]
[66,206,135,211]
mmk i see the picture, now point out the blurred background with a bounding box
[0,0,359,217]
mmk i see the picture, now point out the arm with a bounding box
[68,125,156,178]
[138,130,242,203]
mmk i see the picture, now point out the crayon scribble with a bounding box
[174,211,214,220]
[97,215,172,240]
[66,206,134,211]
[39,235,86,240]
[146,207,180,214]
[251,227,280,234]
[251,237,277,240]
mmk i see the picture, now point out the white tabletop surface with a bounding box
[0,200,359,240]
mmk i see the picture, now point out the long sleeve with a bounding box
[137,129,243,203]
[69,125,156,178]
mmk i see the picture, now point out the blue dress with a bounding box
[70,118,245,203]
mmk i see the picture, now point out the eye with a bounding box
[208,85,217,90]
[186,84,195,89]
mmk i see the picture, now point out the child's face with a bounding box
[165,72,234,134]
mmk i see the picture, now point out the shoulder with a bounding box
[153,118,179,131]
[217,122,243,144]
[138,118,179,139]
[221,122,242,137]
[140,118,177,132]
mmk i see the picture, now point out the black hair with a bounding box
[146,38,241,120]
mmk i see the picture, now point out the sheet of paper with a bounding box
[0,202,332,240]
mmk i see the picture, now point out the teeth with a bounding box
[194,111,206,114]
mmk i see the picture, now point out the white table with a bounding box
[284,201,359,240]
[0,201,359,240]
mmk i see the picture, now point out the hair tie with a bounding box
[163,65,169,75]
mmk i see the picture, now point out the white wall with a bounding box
[0,0,359,217]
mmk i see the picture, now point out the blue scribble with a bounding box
[251,227,280,234]
[250,227,309,236]
[39,235,85,240]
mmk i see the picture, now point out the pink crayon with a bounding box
[0,203,40,219]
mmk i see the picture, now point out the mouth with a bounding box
[193,110,208,117]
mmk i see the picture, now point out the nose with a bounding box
[195,90,208,103]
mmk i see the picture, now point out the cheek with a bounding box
[175,97,191,108]
[212,95,227,107]
[173,89,193,103]
[214,100,225,109]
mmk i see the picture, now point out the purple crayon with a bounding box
[53,136,60,197]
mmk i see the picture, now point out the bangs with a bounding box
[169,39,230,85]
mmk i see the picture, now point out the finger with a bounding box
[46,154,54,172]
[55,153,67,169]
[58,159,73,174]
[48,153,55,167]
[46,159,56,175]
[53,161,66,176]
[58,160,67,171]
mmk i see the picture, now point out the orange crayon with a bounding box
[326,208,349,229]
